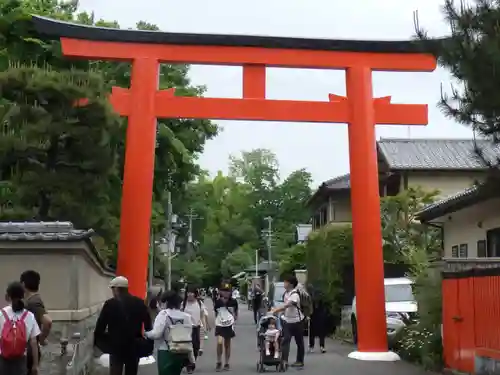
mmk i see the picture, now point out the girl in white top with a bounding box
[182,286,210,360]
[0,281,41,375]
[145,291,195,375]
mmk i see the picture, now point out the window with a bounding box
[384,284,415,302]
[451,245,458,258]
[459,244,468,258]
[487,228,500,257]
[477,240,486,258]
[272,284,286,302]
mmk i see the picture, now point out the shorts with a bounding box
[215,326,235,339]
[0,356,27,375]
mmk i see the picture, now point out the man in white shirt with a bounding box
[270,275,305,368]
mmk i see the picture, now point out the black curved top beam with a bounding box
[32,15,443,54]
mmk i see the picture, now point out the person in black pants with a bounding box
[94,276,152,375]
[251,284,264,324]
[309,294,327,353]
[270,275,305,368]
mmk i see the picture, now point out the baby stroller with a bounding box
[256,314,286,372]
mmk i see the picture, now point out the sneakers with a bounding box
[265,350,271,356]
[274,351,280,359]
[216,363,222,372]
[320,347,326,353]
[223,364,230,371]
[291,362,304,368]
[198,349,204,357]
[308,347,314,353]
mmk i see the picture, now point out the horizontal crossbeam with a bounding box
[110,87,428,125]
[61,38,437,72]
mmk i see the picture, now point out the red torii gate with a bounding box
[33,15,436,360]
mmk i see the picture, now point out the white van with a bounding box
[350,277,417,345]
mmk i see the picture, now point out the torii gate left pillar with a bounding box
[32,14,437,362]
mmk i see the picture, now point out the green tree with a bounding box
[229,149,280,226]
[221,245,254,278]
[0,0,218,260]
[416,0,500,171]
[228,149,312,259]
[178,150,313,284]
[171,257,208,286]
[278,243,306,278]
[381,186,441,262]
[0,66,121,255]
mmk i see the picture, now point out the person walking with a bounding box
[271,275,305,369]
[251,284,264,325]
[20,270,52,375]
[213,283,238,371]
[94,276,152,375]
[0,281,41,375]
[182,285,209,370]
[308,289,327,353]
[145,290,195,375]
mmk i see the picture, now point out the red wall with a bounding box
[443,268,500,373]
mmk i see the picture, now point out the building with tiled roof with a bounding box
[415,183,500,261]
[309,138,495,230]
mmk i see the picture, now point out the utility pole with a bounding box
[263,216,274,281]
[185,208,201,255]
[166,191,173,290]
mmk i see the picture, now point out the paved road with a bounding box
[138,300,436,375]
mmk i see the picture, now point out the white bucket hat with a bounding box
[109,276,129,288]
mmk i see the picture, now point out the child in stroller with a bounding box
[257,314,285,372]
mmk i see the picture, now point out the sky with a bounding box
[78,0,471,187]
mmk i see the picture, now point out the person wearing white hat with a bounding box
[94,276,153,375]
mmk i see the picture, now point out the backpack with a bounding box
[166,316,193,354]
[0,309,29,359]
[287,289,313,318]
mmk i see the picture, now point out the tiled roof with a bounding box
[415,184,497,222]
[323,173,350,190]
[0,222,94,242]
[377,138,499,170]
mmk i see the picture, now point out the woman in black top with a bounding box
[308,287,328,353]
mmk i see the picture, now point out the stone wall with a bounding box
[0,222,114,375]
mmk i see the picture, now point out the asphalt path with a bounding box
[137,299,438,375]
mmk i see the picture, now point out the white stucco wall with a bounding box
[433,197,500,258]
[406,171,484,199]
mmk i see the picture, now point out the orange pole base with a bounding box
[347,65,388,353]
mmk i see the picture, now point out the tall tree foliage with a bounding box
[0,0,218,259]
[416,0,500,169]
[175,150,313,285]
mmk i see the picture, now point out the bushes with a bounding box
[396,324,442,370]
[278,243,306,278]
[305,224,353,314]
[394,246,443,370]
